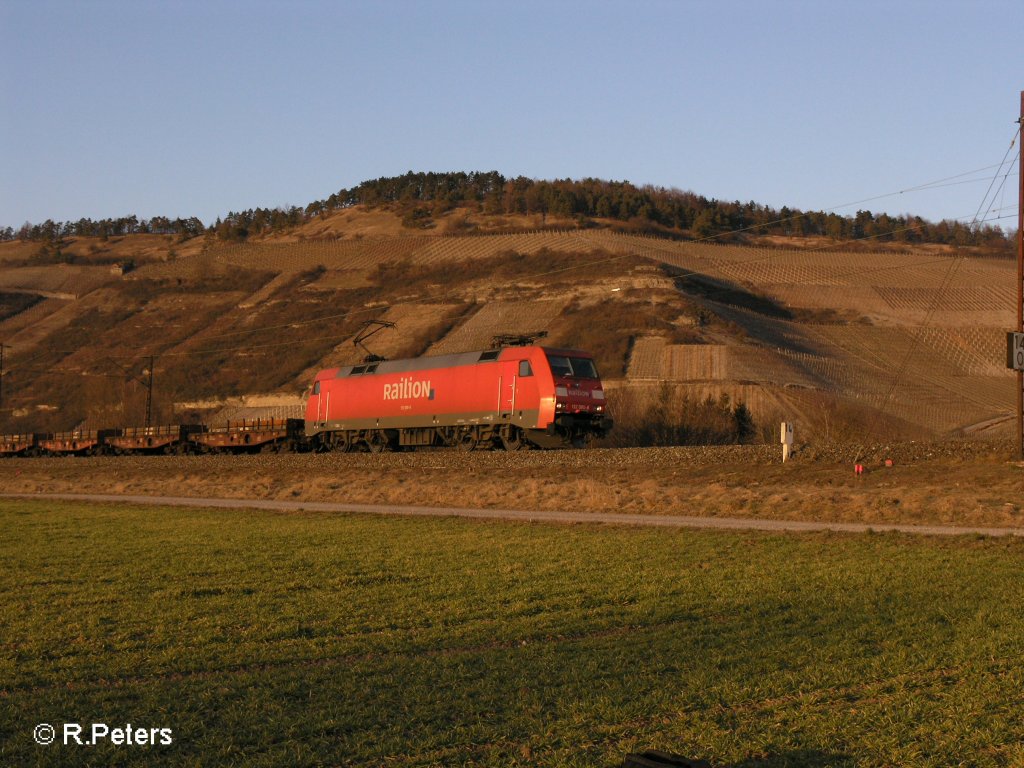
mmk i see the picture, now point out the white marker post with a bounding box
[781,422,794,463]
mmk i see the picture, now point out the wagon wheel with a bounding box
[500,427,524,452]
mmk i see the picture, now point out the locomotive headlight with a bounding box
[596,405,604,412]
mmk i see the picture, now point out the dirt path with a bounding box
[6,492,1024,538]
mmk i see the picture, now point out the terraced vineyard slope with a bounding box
[0,207,1016,442]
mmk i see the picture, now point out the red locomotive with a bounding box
[305,344,613,451]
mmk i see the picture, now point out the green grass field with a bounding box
[2,499,1024,767]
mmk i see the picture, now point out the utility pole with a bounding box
[101,355,157,428]
[0,342,8,426]
[144,355,154,429]
[1017,91,1023,459]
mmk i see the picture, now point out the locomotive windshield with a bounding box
[546,355,599,379]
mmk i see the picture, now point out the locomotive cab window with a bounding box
[546,354,599,379]
[518,360,533,377]
[571,357,599,379]
[312,381,321,395]
[546,355,573,377]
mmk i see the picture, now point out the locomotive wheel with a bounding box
[500,428,524,452]
[333,432,353,453]
[456,429,478,452]
[366,431,389,453]
[570,434,589,449]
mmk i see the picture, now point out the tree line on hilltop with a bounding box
[1,215,206,243]
[2,171,1012,252]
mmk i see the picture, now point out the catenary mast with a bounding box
[1017,91,1023,458]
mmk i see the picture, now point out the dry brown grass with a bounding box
[371,247,644,292]
[0,233,206,268]
[601,384,750,447]
[3,444,1021,529]
[289,204,582,240]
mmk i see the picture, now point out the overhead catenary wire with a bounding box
[971,143,1019,226]
[850,129,1021,457]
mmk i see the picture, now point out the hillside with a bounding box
[0,205,1017,443]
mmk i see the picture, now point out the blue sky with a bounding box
[2,0,1021,230]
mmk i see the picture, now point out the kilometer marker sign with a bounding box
[1009,332,1024,371]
